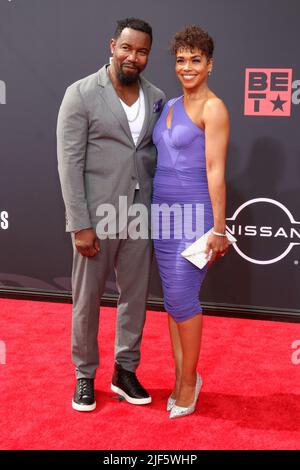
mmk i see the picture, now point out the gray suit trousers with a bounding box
[71,190,152,379]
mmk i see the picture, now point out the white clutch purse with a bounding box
[181,229,237,269]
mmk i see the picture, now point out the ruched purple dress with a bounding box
[152,97,213,322]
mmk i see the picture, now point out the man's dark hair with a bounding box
[171,25,214,60]
[114,17,153,44]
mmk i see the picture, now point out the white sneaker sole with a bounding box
[111,384,152,405]
[72,399,96,412]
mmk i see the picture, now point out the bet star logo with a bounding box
[244,68,292,116]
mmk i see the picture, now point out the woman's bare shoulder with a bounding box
[203,95,229,121]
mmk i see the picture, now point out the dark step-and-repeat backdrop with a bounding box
[1,0,300,319]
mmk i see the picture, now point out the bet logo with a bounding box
[244,68,292,116]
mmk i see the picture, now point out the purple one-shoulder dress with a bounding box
[152,96,213,322]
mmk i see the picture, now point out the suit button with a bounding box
[131,176,136,180]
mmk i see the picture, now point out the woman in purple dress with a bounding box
[152,26,230,418]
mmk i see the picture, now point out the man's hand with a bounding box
[75,228,100,257]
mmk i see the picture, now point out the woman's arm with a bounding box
[203,97,230,263]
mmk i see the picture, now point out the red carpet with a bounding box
[0,298,299,450]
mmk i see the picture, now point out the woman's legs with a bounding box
[170,313,203,407]
[168,315,183,399]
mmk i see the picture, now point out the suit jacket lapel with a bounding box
[136,76,151,148]
[98,65,134,145]
[97,65,153,148]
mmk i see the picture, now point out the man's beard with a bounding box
[117,66,140,85]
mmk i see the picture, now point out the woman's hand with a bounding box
[204,232,229,265]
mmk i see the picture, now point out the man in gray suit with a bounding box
[57,18,165,411]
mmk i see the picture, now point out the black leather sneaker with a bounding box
[72,378,96,411]
[111,363,152,405]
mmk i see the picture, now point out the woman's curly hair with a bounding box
[171,25,214,60]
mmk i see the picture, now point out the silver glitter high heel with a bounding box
[166,395,176,411]
[169,373,202,419]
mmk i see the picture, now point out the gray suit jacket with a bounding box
[57,64,165,232]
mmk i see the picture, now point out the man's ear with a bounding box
[110,38,116,55]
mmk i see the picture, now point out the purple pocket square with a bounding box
[153,98,163,113]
